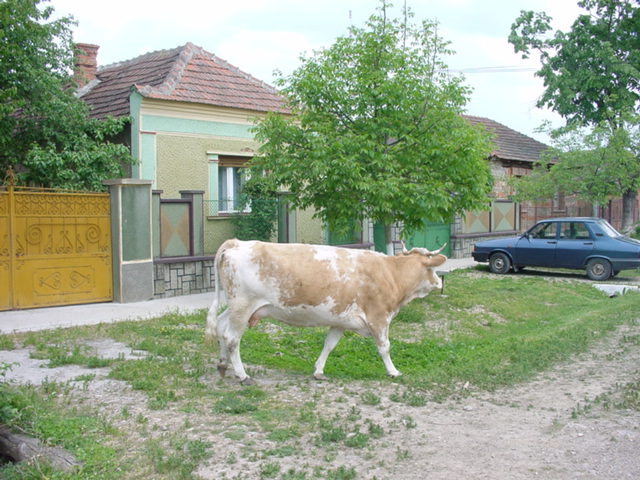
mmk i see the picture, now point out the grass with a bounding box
[0,269,638,479]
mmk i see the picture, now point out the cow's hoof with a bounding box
[240,377,256,386]
[389,372,402,378]
[217,364,228,377]
[313,373,329,381]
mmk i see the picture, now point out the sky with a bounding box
[50,0,585,144]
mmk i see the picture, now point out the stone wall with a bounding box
[153,257,215,299]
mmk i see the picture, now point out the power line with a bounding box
[447,65,538,74]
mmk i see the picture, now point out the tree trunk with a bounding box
[621,189,638,234]
[0,427,82,472]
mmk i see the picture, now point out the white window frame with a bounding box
[218,166,250,214]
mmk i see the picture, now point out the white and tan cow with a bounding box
[205,239,446,385]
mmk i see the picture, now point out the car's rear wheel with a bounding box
[586,258,612,281]
[489,252,511,274]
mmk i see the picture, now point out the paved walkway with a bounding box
[0,257,478,334]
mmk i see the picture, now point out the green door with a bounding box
[404,221,451,256]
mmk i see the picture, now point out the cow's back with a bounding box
[217,241,393,326]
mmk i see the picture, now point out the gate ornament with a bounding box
[3,166,18,187]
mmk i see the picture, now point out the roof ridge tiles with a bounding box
[135,42,198,96]
[97,44,184,73]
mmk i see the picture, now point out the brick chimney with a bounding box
[74,43,99,87]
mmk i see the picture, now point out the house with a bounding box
[75,42,324,255]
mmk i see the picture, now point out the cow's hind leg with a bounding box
[215,309,231,377]
[313,327,344,380]
[223,308,254,385]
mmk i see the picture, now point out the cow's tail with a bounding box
[205,246,228,346]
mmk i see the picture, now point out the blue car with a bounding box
[471,217,640,281]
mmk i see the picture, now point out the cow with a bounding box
[205,239,447,385]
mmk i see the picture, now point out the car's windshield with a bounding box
[597,219,622,238]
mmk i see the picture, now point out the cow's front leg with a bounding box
[372,323,401,378]
[313,327,344,380]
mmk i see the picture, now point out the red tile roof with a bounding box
[463,115,549,163]
[78,43,287,120]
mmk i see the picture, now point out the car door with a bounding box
[515,221,559,266]
[555,221,594,268]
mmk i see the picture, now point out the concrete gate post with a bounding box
[104,179,154,303]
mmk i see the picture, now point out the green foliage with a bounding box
[509,0,640,229]
[0,0,133,190]
[510,119,640,206]
[509,0,640,126]
[234,176,279,241]
[0,362,20,426]
[21,116,133,191]
[252,0,494,237]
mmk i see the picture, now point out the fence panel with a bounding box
[160,199,192,257]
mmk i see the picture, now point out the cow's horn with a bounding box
[400,240,409,254]
[427,244,447,256]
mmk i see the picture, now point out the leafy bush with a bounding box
[0,362,20,426]
[233,176,279,241]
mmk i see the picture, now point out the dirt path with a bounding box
[2,323,639,479]
[374,323,640,480]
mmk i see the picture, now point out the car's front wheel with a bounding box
[489,252,511,274]
[586,258,612,281]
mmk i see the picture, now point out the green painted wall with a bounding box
[143,115,254,138]
[155,134,261,198]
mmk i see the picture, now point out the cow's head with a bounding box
[399,241,447,294]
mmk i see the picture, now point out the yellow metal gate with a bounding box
[0,186,113,311]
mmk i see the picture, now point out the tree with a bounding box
[233,176,279,242]
[509,0,640,230]
[0,0,132,190]
[510,120,640,214]
[251,0,494,250]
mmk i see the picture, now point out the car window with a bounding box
[596,220,621,238]
[560,222,591,240]
[529,222,557,239]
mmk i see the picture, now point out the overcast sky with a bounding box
[51,0,585,144]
